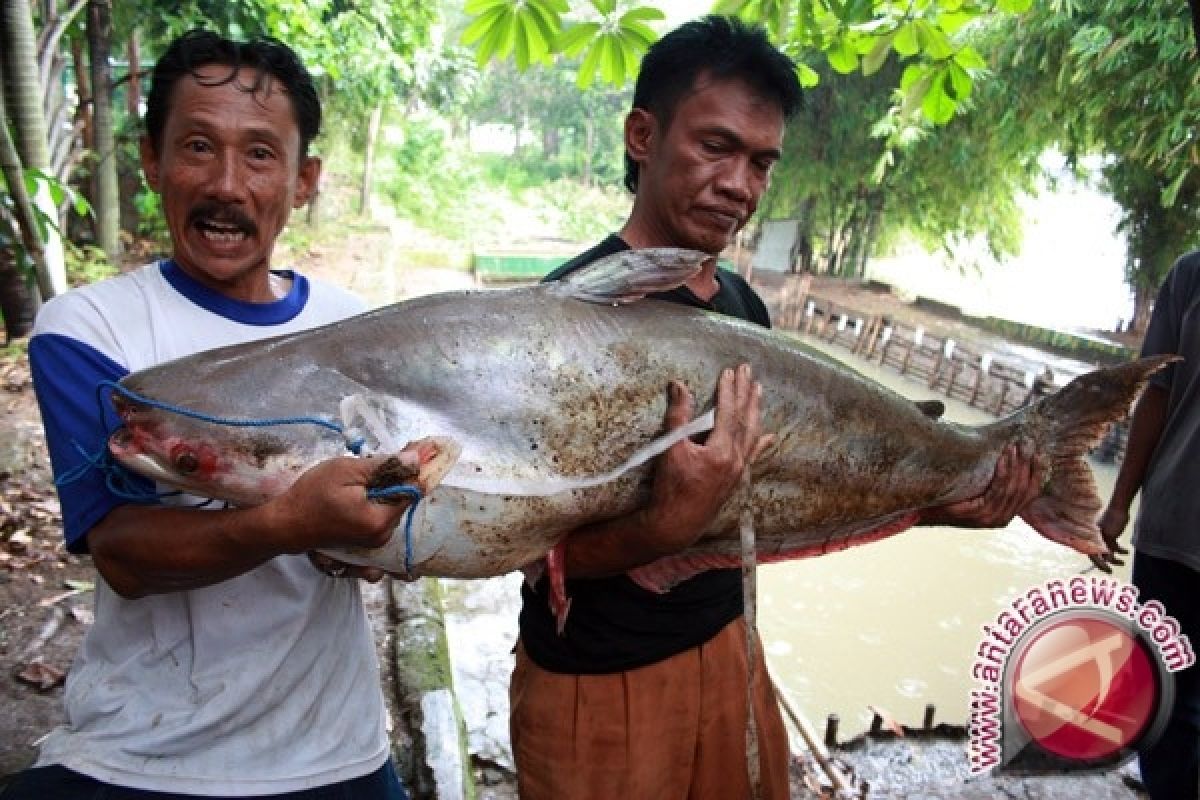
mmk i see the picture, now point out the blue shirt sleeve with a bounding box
[29,332,153,553]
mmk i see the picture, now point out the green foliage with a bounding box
[758,39,1048,278]
[467,58,629,186]
[536,178,629,241]
[0,167,90,281]
[65,242,118,286]
[986,0,1200,303]
[462,0,663,89]
[133,177,171,247]
[459,1,1032,126]
[381,117,495,235]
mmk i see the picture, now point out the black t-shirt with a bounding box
[520,234,771,674]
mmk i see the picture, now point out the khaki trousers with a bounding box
[509,618,791,800]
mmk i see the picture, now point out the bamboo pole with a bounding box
[766,658,856,797]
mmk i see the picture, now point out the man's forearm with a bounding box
[1107,384,1168,512]
[88,503,294,599]
[562,509,683,579]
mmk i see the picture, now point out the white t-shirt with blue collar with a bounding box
[28,260,387,795]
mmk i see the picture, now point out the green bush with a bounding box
[381,117,498,237]
[65,241,118,286]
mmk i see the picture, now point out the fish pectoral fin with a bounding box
[410,436,461,492]
[552,247,709,304]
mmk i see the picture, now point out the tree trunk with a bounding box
[1,0,69,298]
[359,102,384,216]
[0,71,48,320]
[857,195,884,280]
[541,125,559,158]
[790,195,817,273]
[88,0,119,262]
[1131,283,1154,337]
[126,30,141,117]
[0,250,40,342]
[583,115,594,188]
[71,35,93,151]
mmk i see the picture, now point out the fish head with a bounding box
[108,391,343,506]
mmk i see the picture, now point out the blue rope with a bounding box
[99,380,366,454]
[55,440,182,501]
[366,485,423,575]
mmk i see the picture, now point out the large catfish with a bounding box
[107,248,1166,598]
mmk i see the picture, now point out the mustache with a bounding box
[187,202,257,235]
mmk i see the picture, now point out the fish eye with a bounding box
[174,451,200,475]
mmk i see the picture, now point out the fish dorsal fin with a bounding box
[553,247,709,304]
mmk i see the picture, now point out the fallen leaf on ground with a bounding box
[15,660,65,691]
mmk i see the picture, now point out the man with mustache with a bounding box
[7,31,412,799]
[511,16,1042,799]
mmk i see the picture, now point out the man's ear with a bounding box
[624,108,656,165]
[139,136,161,192]
[294,155,322,208]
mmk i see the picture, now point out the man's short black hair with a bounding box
[625,15,802,193]
[145,29,321,158]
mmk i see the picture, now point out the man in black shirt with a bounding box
[512,16,1040,799]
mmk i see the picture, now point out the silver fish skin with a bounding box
[107,248,1170,588]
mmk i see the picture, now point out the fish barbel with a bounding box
[107,248,1170,592]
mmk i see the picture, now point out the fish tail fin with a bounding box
[1009,354,1176,554]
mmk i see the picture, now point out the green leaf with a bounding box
[946,63,972,100]
[894,22,919,57]
[713,0,751,14]
[620,6,666,24]
[514,16,532,68]
[557,21,601,57]
[621,20,658,49]
[577,38,605,88]
[524,0,563,44]
[900,64,926,92]
[796,63,820,88]
[473,10,516,66]
[850,32,879,55]
[496,12,519,60]
[939,10,975,35]
[72,191,92,218]
[915,21,954,60]
[1161,169,1188,207]
[827,40,859,74]
[591,0,617,15]
[862,31,896,76]
[464,0,506,15]
[461,5,505,46]
[620,29,644,80]
[953,46,988,71]
[602,34,626,85]
[996,0,1033,12]
[921,77,957,125]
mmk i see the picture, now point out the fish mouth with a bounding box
[107,432,179,485]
